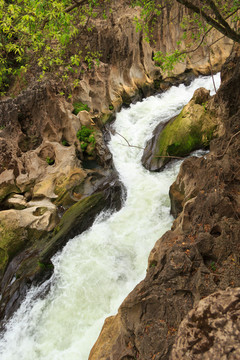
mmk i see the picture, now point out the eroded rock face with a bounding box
[0,0,235,330]
[170,287,240,360]
[0,176,123,321]
[89,48,240,360]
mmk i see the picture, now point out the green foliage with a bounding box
[0,0,239,94]
[131,0,240,72]
[76,125,95,153]
[73,102,90,115]
[109,104,114,111]
[46,156,54,165]
[0,0,108,94]
[130,0,163,42]
[77,125,92,141]
[154,50,186,72]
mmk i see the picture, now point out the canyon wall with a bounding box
[0,0,234,326]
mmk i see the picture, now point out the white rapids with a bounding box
[0,74,220,360]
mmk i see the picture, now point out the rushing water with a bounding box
[0,74,220,360]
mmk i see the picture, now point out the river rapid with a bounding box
[0,74,220,360]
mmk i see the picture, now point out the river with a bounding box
[0,74,220,360]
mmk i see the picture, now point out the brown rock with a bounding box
[89,50,240,360]
[170,287,240,360]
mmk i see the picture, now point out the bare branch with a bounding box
[115,132,144,150]
[114,132,184,159]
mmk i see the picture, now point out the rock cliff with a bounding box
[89,47,240,360]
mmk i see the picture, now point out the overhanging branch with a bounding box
[175,0,240,43]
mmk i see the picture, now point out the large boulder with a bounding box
[142,88,220,171]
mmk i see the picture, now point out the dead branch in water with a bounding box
[114,131,184,159]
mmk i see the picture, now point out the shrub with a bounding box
[76,126,95,153]
[76,126,92,141]
[72,102,90,115]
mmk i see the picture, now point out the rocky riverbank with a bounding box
[89,46,240,360]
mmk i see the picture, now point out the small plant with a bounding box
[109,104,114,111]
[76,126,95,154]
[38,261,54,270]
[62,139,69,146]
[202,102,208,112]
[73,101,90,115]
[210,261,216,272]
[150,261,157,268]
[46,156,54,165]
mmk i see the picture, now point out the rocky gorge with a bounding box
[0,0,239,359]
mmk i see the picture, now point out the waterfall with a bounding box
[0,74,220,360]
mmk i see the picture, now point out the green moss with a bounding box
[0,223,27,276]
[53,172,85,207]
[100,113,112,125]
[73,102,90,115]
[0,248,9,277]
[40,192,106,262]
[155,104,217,167]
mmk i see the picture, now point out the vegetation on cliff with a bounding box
[1,0,239,94]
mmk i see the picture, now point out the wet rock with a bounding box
[142,88,218,171]
[0,177,123,321]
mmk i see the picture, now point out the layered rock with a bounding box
[89,48,240,360]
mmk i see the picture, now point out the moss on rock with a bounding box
[144,88,219,171]
[54,169,86,207]
[0,222,27,276]
[40,192,108,263]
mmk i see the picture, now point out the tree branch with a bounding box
[175,0,240,43]
[65,0,89,13]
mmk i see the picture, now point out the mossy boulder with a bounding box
[39,191,118,263]
[0,221,28,277]
[142,88,219,171]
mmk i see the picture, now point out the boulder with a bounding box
[142,88,219,171]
